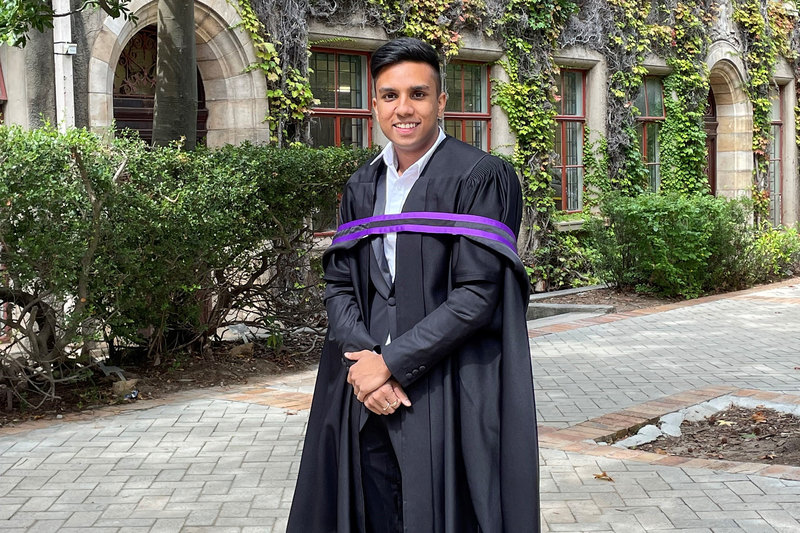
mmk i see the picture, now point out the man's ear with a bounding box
[438,91,447,117]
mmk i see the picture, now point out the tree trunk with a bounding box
[152,0,197,149]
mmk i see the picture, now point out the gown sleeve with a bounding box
[323,185,381,355]
[381,157,523,388]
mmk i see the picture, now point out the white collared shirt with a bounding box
[371,128,446,281]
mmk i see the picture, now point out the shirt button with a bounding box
[406,372,413,380]
[419,365,426,372]
[387,297,396,306]
[412,369,419,376]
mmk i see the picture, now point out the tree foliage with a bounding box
[1,0,135,46]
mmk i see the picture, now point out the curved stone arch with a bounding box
[88,0,268,146]
[706,40,752,200]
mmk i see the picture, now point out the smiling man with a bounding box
[287,37,540,533]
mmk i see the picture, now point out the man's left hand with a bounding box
[345,350,391,401]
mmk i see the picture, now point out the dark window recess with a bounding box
[113,25,208,145]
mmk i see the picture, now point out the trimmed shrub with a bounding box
[587,193,753,297]
[0,124,375,407]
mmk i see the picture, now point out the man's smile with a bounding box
[394,122,420,131]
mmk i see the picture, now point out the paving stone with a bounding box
[1,282,800,531]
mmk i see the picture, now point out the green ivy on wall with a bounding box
[491,0,576,264]
[232,0,315,146]
[733,0,779,223]
[367,0,485,57]
[659,2,712,195]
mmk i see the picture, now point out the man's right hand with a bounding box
[362,379,412,416]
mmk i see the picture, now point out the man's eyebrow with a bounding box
[377,84,431,94]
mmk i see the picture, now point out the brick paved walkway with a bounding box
[0,280,799,532]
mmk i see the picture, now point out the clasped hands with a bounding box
[345,350,411,416]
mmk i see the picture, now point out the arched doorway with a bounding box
[704,89,717,194]
[705,48,752,199]
[88,0,268,146]
[113,25,208,145]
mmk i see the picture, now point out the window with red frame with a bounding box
[553,70,585,211]
[444,62,490,151]
[634,77,665,192]
[309,50,371,148]
[768,87,783,226]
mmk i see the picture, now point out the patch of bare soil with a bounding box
[636,406,800,467]
[536,287,679,313]
[0,335,321,428]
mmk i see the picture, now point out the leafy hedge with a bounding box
[587,193,800,297]
[0,124,375,407]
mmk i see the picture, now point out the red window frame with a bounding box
[768,86,784,226]
[444,61,491,151]
[635,77,666,192]
[309,48,372,148]
[554,69,586,212]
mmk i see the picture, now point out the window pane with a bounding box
[337,54,365,109]
[770,124,781,160]
[634,86,647,117]
[463,63,483,113]
[561,71,583,116]
[550,170,563,206]
[770,90,781,122]
[649,164,660,193]
[553,124,563,167]
[647,122,659,163]
[310,116,336,147]
[444,119,462,140]
[445,64,461,113]
[635,122,644,156]
[564,122,583,166]
[464,120,486,150]
[647,78,664,117]
[310,52,336,108]
[344,118,365,148]
[565,167,583,211]
[769,159,779,225]
[340,118,368,148]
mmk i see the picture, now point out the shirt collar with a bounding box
[370,128,446,174]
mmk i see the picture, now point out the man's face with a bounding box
[372,61,447,168]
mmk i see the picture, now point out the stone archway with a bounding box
[88,0,268,146]
[706,42,752,199]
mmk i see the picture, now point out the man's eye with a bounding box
[413,92,426,98]
[383,94,397,100]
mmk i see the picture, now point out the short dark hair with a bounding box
[370,37,442,92]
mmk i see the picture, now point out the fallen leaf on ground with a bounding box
[717,420,735,426]
[751,411,767,423]
[594,471,614,482]
[762,454,776,460]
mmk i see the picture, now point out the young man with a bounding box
[287,37,540,533]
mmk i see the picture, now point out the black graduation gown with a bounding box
[287,136,540,533]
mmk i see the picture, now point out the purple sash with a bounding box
[331,212,518,253]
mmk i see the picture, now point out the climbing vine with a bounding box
[489,0,576,266]
[733,0,779,223]
[367,0,485,57]
[658,1,712,195]
[561,0,670,196]
[582,130,610,210]
[233,0,316,146]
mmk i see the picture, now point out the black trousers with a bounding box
[360,414,403,533]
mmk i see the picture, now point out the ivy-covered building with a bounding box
[1,0,799,228]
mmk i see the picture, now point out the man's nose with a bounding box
[395,96,414,115]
